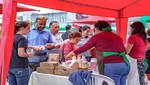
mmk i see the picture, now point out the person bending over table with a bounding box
[60,31,82,61]
[66,20,130,85]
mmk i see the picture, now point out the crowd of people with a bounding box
[6,15,150,85]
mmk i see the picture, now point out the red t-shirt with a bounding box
[127,34,147,59]
[60,39,76,59]
[74,32,125,63]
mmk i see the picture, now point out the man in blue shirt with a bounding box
[26,16,54,73]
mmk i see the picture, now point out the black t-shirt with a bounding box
[9,34,28,68]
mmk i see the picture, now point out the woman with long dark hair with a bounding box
[126,21,147,85]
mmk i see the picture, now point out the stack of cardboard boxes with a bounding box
[37,62,76,76]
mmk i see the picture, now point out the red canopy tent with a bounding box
[0,3,38,14]
[1,0,150,84]
[0,1,38,84]
[70,16,115,24]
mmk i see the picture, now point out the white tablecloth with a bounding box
[28,72,72,85]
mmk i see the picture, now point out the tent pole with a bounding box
[116,17,128,44]
[0,0,17,85]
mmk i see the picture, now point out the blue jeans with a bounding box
[7,68,29,85]
[104,62,130,85]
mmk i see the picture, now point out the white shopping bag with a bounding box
[126,55,140,85]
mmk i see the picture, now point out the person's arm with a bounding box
[74,35,97,54]
[125,35,135,54]
[18,48,33,57]
[45,32,55,49]
[125,43,134,54]
[63,43,72,60]
[48,32,54,43]
[18,37,34,57]
[65,51,75,60]
[45,43,55,49]
[54,44,60,48]
[66,35,97,59]
[28,45,44,52]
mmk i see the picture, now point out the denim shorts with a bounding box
[7,68,29,85]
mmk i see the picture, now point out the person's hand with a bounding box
[26,49,34,57]
[90,47,95,50]
[34,46,44,52]
[66,51,75,60]
[39,45,45,51]
[45,43,55,49]
[27,52,34,57]
[54,44,60,48]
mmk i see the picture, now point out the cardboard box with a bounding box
[54,66,76,76]
[49,53,59,62]
[40,62,58,68]
[70,62,79,69]
[37,67,54,74]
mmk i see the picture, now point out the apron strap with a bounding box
[143,58,149,69]
[103,52,130,66]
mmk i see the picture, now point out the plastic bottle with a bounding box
[69,56,77,67]
[72,56,76,62]
[77,56,82,67]
[90,58,97,71]
[81,54,88,68]
[81,54,87,62]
